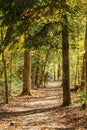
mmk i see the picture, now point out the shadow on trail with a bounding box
[0,106,59,118]
[0,81,62,119]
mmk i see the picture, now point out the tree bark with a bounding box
[21,50,31,95]
[1,28,9,104]
[39,50,50,87]
[57,63,61,80]
[2,52,9,104]
[9,53,12,95]
[54,64,56,81]
[35,64,40,87]
[81,17,87,91]
[74,55,80,85]
[61,10,71,106]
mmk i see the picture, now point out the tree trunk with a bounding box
[81,54,85,87]
[74,55,80,85]
[81,17,87,91]
[54,64,56,81]
[1,28,9,103]
[35,64,40,87]
[61,10,71,106]
[21,50,31,95]
[57,63,61,80]
[2,52,9,104]
[39,50,50,87]
[9,53,12,95]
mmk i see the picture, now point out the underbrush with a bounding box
[74,90,87,109]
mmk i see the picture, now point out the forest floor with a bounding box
[0,81,87,130]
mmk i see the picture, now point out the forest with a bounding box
[0,0,87,130]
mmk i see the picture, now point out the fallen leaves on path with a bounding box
[0,82,87,130]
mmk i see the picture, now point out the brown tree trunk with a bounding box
[74,55,80,85]
[1,28,9,104]
[35,64,40,87]
[39,50,50,87]
[9,53,12,95]
[57,63,61,80]
[61,6,71,106]
[54,64,56,81]
[81,17,87,91]
[21,50,31,95]
[2,52,9,104]
[39,64,45,87]
[81,54,85,87]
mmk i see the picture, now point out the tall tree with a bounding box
[1,28,9,103]
[21,50,32,95]
[81,16,87,91]
[61,0,71,106]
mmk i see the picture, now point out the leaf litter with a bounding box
[0,81,87,130]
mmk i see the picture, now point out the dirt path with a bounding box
[0,82,87,130]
